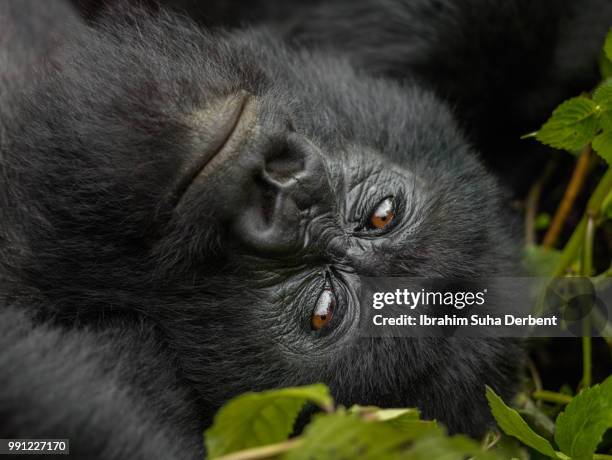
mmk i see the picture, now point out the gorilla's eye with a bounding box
[311,288,336,330]
[368,197,395,230]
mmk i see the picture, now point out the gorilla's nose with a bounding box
[231,132,332,255]
[179,97,333,255]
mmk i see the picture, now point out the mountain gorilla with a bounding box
[2,0,607,458]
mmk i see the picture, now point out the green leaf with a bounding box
[491,435,531,460]
[522,245,562,276]
[593,80,612,131]
[602,191,612,219]
[600,51,612,79]
[593,80,612,108]
[604,27,612,62]
[282,412,416,460]
[348,405,420,421]
[348,405,446,438]
[402,434,501,460]
[205,384,333,459]
[554,376,612,460]
[592,131,612,166]
[486,386,560,458]
[535,97,599,151]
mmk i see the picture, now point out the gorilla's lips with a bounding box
[172,91,252,204]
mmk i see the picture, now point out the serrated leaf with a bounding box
[600,111,612,131]
[593,80,612,131]
[205,384,333,458]
[486,386,560,458]
[604,28,612,62]
[593,80,612,107]
[522,245,562,276]
[282,412,416,460]
[535,97,599,151]
[554,376,612,460]
[592,131,612,166]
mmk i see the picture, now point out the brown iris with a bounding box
[369,197,395,230]
[311,289,336,330]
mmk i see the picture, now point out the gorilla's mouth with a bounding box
[172,91,252,204]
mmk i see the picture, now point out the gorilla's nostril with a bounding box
[263,142,306,184]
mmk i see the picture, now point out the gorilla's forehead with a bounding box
[248,40,466,167]
[15,14,470,186]
[211,32,471,187]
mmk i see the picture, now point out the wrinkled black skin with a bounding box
[1,3,533,459]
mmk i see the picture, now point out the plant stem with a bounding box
[531,390,573,405]
[582,332,592,389]
[543,145,592,248]
[526,358,543,394]
[481,431,501,450]
[580,213,595,389]
[525,160,555,245]
[582,215,595,277]
[593,454,612,460]
[553,168,612,277]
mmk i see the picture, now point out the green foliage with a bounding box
[204,384,332,458]
[592,131,612,166]
[600,51,612,80]
[489,378,612,460]
[594,80,612,108]
[599,28,612,82]
[533,28,612,166]
[203,382,612,460]
[204,385,503,460]
[555,376,612,460]
[485,387,560,459]
[604,27,612,63]
[534,97,599,152]
[400,433,498,460]
[592,80,612,165]
[283,412,414,460]
[602,190,612,218]
[348,406,421,428]
[593,80,612,131]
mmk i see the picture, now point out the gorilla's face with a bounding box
[1,14,518,432]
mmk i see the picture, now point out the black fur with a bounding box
[281,0,612,188]
[0,307,201,459]
[85,0,612,190]
[8,1,609,457]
